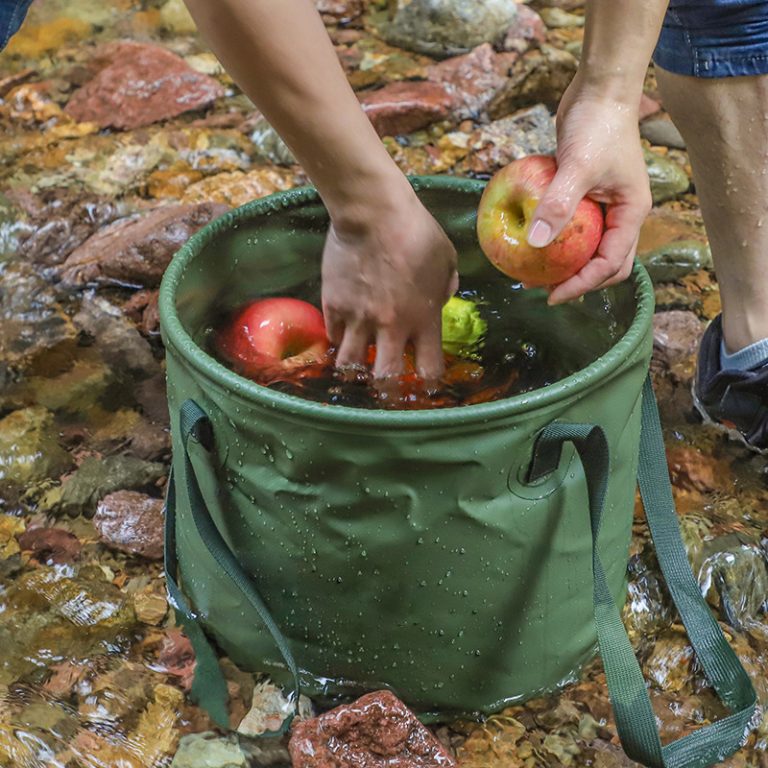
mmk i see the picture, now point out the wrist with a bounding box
[324,162,417,238]
[567,68,644,115]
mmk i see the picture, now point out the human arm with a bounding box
[183,0,458,377]
[527,0,669,304]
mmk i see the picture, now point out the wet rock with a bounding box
[426,44,510,120]
[171,732,248,768]
[59,203,228,289]
[66,41,226,130]
[157,629,196,692]
[652,311,705,383]
[316,0,365,25]
[73,295,159,377]
[94,491,165,560]
[17,526,81,565]
[488,45,578,116]
[624,552,675,639]
[643,628,697,694]
[133,583,169,625]
[249,117,296,166]
[462,104,555,173]
[360,80,453,136]
[38,456,166,518]
[0,264,78,379]
[501,4,547,52]
[645,149,690,204]
[4,17,92,58]
[29,358,113,414]
[13,190,126,267]
[160,0,198,35]
[289,689,456,767]
[180,168,297,207]
[0,407,72,489]
[640,240,713,282]
[383,0,518,58]
[237,680,313,737]
[539,7,584,28]
[639,93,662,121]
[123,289,161,337]
[641,117,686,150]
[666,445,725,494]
[699,534,768,629]
[0,514,25,560]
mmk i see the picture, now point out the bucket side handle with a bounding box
[528,376,757,768]
[163,399,301,732]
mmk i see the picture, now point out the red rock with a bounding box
[360,81,453,136]
[66,41,226,130]
[427,44,509,120]
[17,526,81,564]
[502,4,547,52]
[653,311,705,383]
[316,0,365,24]
[289,690,456,768]
[93,491,164,560]
[157,628,196,692]
[58,202,228,288]
[639,93,661,121]
[666,446,724,494]
[123,289,161,336]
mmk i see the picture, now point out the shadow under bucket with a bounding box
[160,177,746,759]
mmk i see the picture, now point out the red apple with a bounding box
[217,298,329,378]
[477,155,604,287]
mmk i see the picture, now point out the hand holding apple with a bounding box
[477,155,604,288]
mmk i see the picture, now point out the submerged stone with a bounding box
[360,80,454,137]
[0,407,72,490]
[237,680,313,737]
[645,149,690,204]
[66,41,225,130]
[249,117,296,166]
[640,240,713,282]
[289,689,456,767]
[59,203,229,288]
[171,732,248,768]
[38,455,166,518]
[383,0,517,58]
[94,490,165,560]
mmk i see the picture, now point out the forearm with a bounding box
[183,0,410,228]
[578,0,669,104]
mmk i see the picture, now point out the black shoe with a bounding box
[693,315,768,453]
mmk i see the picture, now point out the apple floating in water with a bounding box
[476,155,604,287]
[217,297,330,376]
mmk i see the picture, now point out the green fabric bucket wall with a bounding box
[159,177,655,718]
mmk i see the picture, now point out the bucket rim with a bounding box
[159,176,655,428]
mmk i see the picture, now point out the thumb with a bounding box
[527,164,589,248]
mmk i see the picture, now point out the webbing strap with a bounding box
[529,376,757,767]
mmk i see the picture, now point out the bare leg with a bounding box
[656,69,768,353]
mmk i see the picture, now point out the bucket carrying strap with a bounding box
[529,377,757,768]
[164,399,301,732]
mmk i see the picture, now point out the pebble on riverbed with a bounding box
[288,690,457,767]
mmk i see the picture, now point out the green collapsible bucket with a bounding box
[160,177,756,767]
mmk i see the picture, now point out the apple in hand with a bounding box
[217,298,329,377]
[476,155,604,287]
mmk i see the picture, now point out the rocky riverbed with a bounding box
[0,1,766,766]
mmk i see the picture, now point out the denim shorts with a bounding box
[0,0,32,50]
[655,0,768,77]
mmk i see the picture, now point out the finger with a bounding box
[547,198,648,304]
[527,162,591,247]
[593,234,639,290]
[412,316,445,381]
[335,321,371,369]
[372,325,408,379]
[445,269,459,302]
[323,305,344,347]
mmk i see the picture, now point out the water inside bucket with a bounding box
[199,260,630,409]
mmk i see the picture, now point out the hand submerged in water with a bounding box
[322,186,459,381]
[527,76,653,305]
